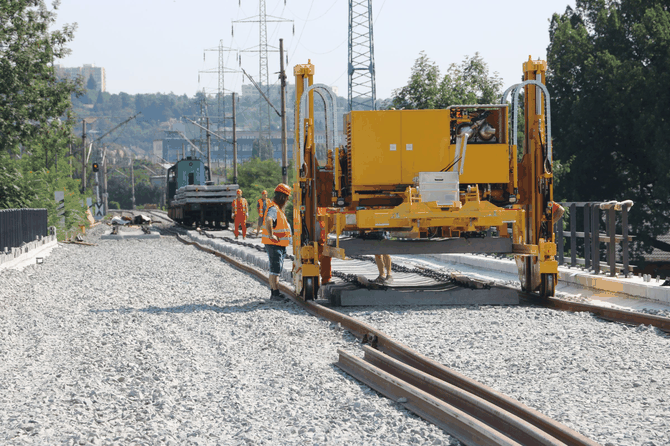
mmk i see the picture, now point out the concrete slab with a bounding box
[100,228,161,240]
[320,280,520,307]
[406,253,670,311]
[422,253,670,306]
[0,236,58,271]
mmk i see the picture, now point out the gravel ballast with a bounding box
[3,225,669,445]
[345,306,670,446]
[0,229,453,445]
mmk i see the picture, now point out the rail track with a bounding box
[186,225,670,334]
[165,228,653,446]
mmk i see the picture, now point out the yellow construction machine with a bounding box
[291,57,557,300]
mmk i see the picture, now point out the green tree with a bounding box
[391,52,503,110]
[236,158,295,221]
[442,53,503,105]
[0,0,80,156]
[0,0,90,233]
[547,0,670,257]
[252,138,274,161]
[86,73,97,91]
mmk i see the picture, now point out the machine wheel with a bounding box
[303,277,316,301]
[540,274,555,298]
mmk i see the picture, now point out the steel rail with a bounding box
[172,232,601,446]
[348,345,569,446]
[541,296,670,333]
[336,349,522,446]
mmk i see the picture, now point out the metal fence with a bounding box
[555,201,634,277]
[0,208,48,251]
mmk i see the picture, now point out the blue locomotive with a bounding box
[166,157,238,228]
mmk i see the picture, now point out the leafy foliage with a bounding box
[252,138,274,161]
[0,0,80,156]
[0,1,92,235]
[236,158,295,221]
[391,52,503,110]
[105,159,163,209]
[547,0,670,256]
[0,152,91,231]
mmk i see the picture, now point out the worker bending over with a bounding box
[255,190,270,238]
[232,189,249,239]
[262,183,292,301]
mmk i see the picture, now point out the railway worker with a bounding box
[262,183,292,301]
[232,189,249,240]
[369,231,392,284]
[374,254,393,284]
[255,190,270,238]
[317,208,332,285]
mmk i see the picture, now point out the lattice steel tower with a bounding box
[348,0,376,111]
[202,41,237,163]
[234,1,293,140]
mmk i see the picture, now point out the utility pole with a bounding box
[233,92,238,184]
[206,117,212,182]
[102,148,108,214]
[279,38,288,184]
[199,90,208,157]
[82,120,86,192]
[130,155,135,210]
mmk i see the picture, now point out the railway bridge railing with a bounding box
[0,208,49,252]
[554,201,634,278]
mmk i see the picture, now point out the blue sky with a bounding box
[52,0,576,99]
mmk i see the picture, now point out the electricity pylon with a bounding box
[348,0,377,111]
[201,40,238,164]
[233,0,293,140]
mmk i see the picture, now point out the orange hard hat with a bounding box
[262,190,267,195]
[237,189,242,195]
[275,183,291,196]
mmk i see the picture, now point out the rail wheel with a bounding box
[303,277,316,301]
[540,274,555,297]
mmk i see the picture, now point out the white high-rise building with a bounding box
[55,64,106,92]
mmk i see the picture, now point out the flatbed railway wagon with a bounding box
[167,157,238,228]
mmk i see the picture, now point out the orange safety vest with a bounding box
[257,198,270,219]
[262,203,291,247]
[232,197,248,217]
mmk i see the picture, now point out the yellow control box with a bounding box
[346,108,509,191]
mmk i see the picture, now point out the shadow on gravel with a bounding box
[90,300,296,316]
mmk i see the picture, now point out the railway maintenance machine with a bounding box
[291,57,557,300]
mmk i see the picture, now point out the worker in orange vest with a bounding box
[262,183,292,301]
[232,189,248,240]
[317,208,332,285]
[255,190,270,238]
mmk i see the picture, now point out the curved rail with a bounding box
[171,232,602,446]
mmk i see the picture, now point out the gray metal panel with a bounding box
[327,236,513,256]
[321,281,520,307]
